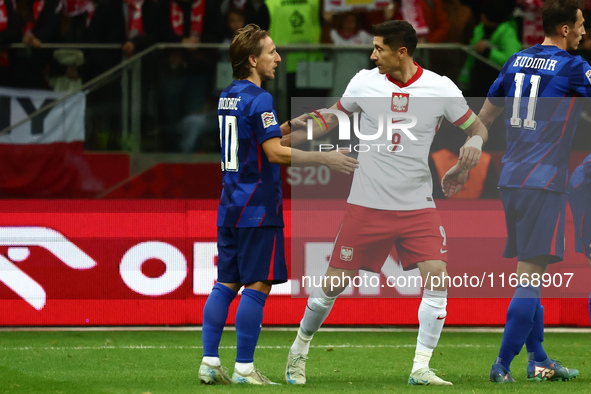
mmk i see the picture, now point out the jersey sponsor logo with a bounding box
[534,366,555,379]
[340,246,353,261]
[391,93,409,112]
[261,112,277,128]
[586,70,591,84]
[440,248,447,254]
[436,316,446,320]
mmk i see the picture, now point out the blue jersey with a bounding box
[217,80,283,228]
[488,44,591,192]
[567,153,591,256]
[568,153,591,190]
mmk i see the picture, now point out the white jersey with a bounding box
[338,66,475,210]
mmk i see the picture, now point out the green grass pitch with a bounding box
[0,329,589,393]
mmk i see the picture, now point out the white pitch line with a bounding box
[0,343,493,352]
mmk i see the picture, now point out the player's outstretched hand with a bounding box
[458,135,483,170]
[290,111,318,131]
[441,163,468,198]
[458,145,481,170]
[324,149,359,175]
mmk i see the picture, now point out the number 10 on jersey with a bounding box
[219,115,239,172]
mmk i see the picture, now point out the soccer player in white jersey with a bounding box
[283,20,488,386]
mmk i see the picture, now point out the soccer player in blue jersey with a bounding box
[567,154,591,325]
[198,24,358,385]
[444,0,588,383]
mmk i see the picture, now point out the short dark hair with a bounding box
[229,24,268,80]
[371,20,417,56]
[542,0,583,37]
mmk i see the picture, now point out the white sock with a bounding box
[413,289,447,372]
[412,350,433,373]
[296,287,337,351]
[290,327,314,355]
[234,361,254,375]
[202,356,220,367]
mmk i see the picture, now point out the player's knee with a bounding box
[418,260,448,289]
[322,267,355,296]
[244,280,273,295]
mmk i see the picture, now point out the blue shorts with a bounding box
[217,226,287,285]
[568,182,591,259]
[500,188,566,263]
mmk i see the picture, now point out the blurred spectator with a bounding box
[154,0,221,152]
[387,0,429,41]
[459,0,521,97]
[418,0,449,43]
[416,0,450,76]
[59,0,95,43]
[221,0,268,29]
[221,5,246,44]
[515,0,544,48]
[84,0,159,149]
[0,0,22,87]
[330,11,372,45]
[266,0,325,98]
[429,0,474,81]
[207,1,269,42]
[12,0,62,89]
[244,0,269,28]
[329,11,372,96]
[86,0,158,71]
[50,0,94,90]
[48,48,83,91]
[442,0,474,44]
[17,0,62,48]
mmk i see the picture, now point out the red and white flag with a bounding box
[0,87,99,197]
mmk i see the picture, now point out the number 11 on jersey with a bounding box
[219,115,239,172]
[510,72,541,130]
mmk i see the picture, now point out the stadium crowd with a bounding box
[4,0,591,92]
[2,0,591,153]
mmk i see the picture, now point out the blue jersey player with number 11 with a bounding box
[567,154,591,325]
[443,0,590,384]
[198,24,358,386]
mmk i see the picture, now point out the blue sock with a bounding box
[202,283,237,357]
[235,288,267,363]
[497,285,540,370]
[525,302,547,362]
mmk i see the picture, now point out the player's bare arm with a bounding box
[478,98,504,130]
[280,102,343,147]
[442,100,501,196]
[441,115,489,197]
[458,115,488,170]
[262,137,359,175]
[441,164,469,198]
